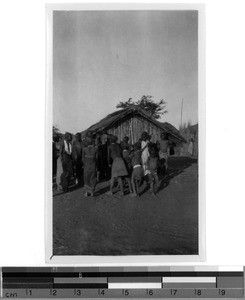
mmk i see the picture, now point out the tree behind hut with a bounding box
[53,125,63,140]
[116,95,167,119]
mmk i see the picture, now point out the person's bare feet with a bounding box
[151,191,157,197]
[106,191,113,196]
[130,192,137,197]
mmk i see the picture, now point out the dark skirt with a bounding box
[84,158,96,190]
[111,157,128,178]
[60,154,74,191]
[84,170,96,190]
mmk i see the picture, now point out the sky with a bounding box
[53,10,198,133]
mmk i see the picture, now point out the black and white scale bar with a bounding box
[3,271,243,277]
[1,267,244,298]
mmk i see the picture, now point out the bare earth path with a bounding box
[53,157,198,256]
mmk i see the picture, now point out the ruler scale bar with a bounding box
[1,267,244,298]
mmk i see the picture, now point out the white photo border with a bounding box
[45,3,206,265]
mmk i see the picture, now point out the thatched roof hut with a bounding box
[81,106,186,144]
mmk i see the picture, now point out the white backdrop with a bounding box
[0,0,244,266]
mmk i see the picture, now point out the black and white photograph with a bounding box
[47,4,205,262]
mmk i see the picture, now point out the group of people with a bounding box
[53,130,171,197]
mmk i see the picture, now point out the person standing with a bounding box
[157,132,170,174]
[73,132,83,186]
[60,132,74,192]
[52,133,60,190]
[129,142,147,197]
[121,136,132,174]
[141,132,150,175]
[82,137,98,196]
[100,131,110,180]
[188,137,195,157]
[147,147,160,196]
[107,135,133,196]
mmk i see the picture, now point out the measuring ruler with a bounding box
[1,266,244,298]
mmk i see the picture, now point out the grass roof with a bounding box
[81,106,186,142]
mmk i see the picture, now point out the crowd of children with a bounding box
[53,130,170,197]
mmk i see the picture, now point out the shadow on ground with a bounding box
[53,156,198,256]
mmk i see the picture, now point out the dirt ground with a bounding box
[53,156,198,256]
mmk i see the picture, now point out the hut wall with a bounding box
[107,116,163,144]
[179,127,198,157]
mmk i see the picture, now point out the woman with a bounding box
[140,132,150,175]
[107,135,132,196]
[82,137,98,197]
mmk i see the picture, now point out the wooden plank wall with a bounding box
[107,116,162,144]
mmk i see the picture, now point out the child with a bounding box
[157,132,170,174]
[130,142,145,197]
[82,137,98,197]
[147,147,160,196]
[107,135,132,196]
[121,136,132,174]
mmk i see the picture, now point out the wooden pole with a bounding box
[180,98,184,128]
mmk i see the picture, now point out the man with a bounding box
[60,132,74,192]
[73,132,83,186]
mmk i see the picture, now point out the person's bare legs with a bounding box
[125,177,133,193]
[118,177,124,195]
[96,171,100,182]
[153,173,159,195]
[149,173,156,197]
[131,174,137,196]
[106,177,115,196]
[84,185,89,197]
[136,180,140,196]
